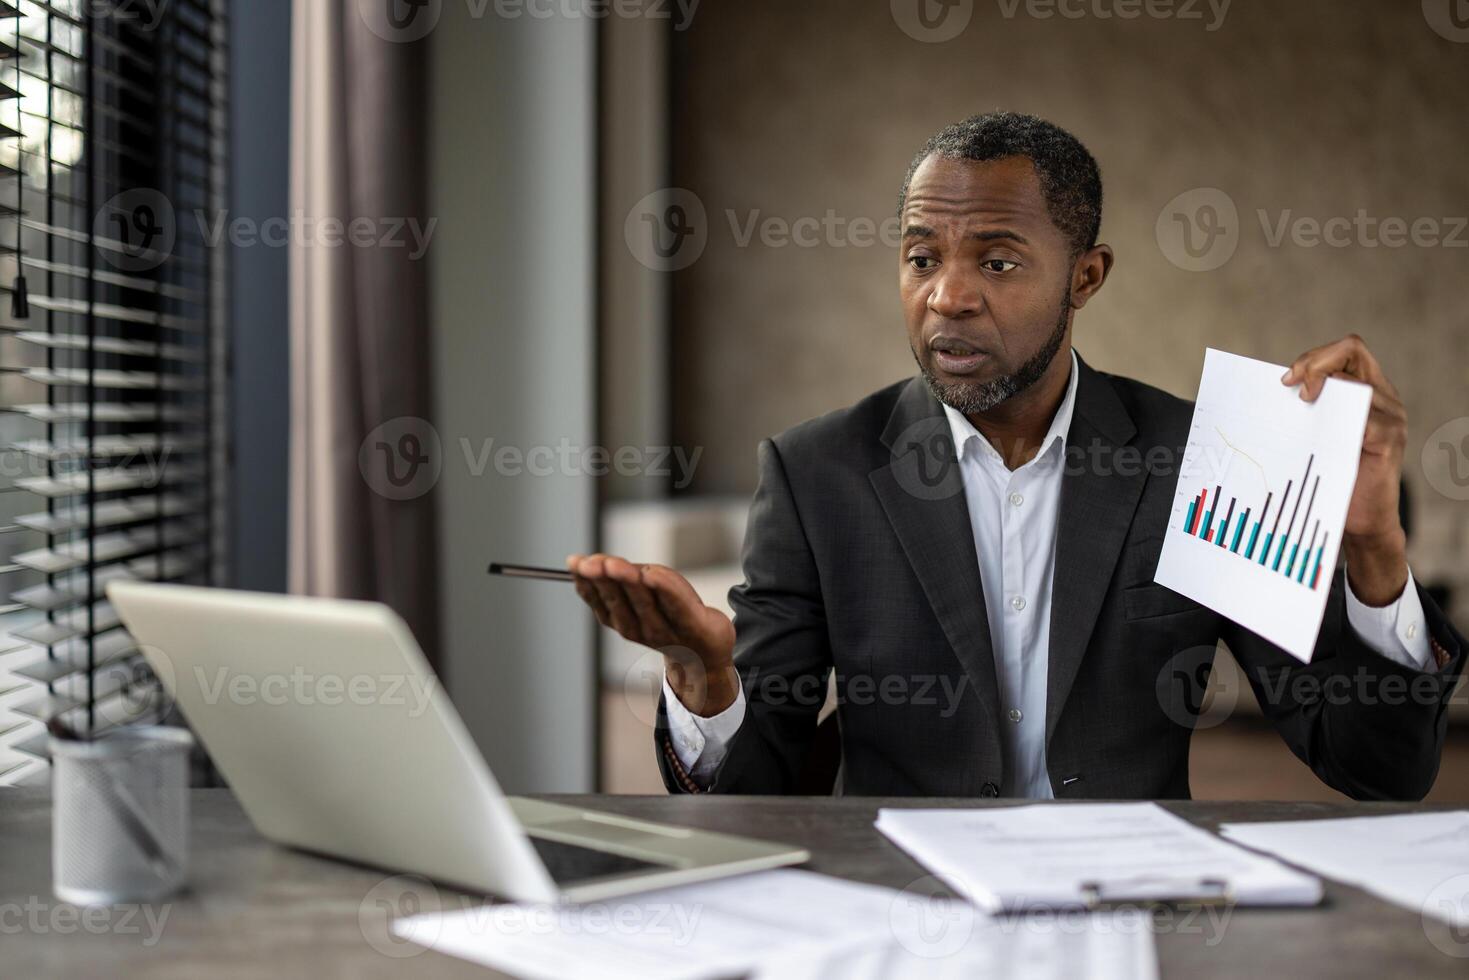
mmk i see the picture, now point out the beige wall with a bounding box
[664,0,1469,592]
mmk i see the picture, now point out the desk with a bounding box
[1,789,1464,978]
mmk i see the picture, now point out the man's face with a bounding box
[900,154,1077,413]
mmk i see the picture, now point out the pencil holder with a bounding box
[51,726,194,905]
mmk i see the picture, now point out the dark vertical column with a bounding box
[228,0,290,592]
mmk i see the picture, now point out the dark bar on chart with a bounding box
[1286,475,1320,579]
[1274,455,1313,571]
[1217,497,1236,548]
[1262,479,1292,566]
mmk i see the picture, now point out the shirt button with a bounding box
[1008,708,1023,723]
[1009,492,1024,507]
[1011,595,1026,612]
[1406,623,1419,640]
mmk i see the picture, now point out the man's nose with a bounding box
[926,271,982,319]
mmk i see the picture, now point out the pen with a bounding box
[488,562,575,582]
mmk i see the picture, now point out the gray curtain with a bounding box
[289,0,440,667]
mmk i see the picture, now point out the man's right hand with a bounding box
[567,554,740,718]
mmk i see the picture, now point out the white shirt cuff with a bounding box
[1345,567,1435,672]
[662,672,747,783]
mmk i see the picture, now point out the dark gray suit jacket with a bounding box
[656,354,1465,799]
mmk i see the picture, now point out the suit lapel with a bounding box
[869,379,1003,733]
[1045,357,1148,746]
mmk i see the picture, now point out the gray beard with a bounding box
[915,296,1070,415]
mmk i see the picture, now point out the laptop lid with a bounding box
[107,580,560,902]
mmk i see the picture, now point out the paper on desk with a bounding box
[876,803,1322,911]
[1154,348,1373,661]
[390,867,1158,980]
[1220,811,1469,927]
[753,907,1158,980]
[392,869,907,980]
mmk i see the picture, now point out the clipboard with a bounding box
[1078,874,1235,909]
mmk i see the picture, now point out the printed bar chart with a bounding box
[1176,453,1327,591]
[1155,349,1373,662]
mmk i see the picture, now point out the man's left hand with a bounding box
[1282,333,1409,606]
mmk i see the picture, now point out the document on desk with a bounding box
[1153,348,1373,661]
[390,868,1157,980]
[876,803,1323,911]
[1220,811,1469,926]
[754,907,1158,980]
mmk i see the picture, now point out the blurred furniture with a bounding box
[5,788,1469,977]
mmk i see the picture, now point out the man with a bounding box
[570,112,1463,799]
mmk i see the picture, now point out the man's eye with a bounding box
[982,259,1018,273]
[908,256,937,271]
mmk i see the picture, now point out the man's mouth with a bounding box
[929,336,990,376]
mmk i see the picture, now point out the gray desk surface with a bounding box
[2,789,1467,978]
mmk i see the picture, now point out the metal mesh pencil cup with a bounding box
[51,726,194,905]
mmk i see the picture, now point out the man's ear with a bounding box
[1070,244,1114,310]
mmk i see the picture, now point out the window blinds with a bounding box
[0,0,228,785]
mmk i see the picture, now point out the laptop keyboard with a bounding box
[529,835,666,884]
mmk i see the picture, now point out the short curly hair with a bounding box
[897,111,1103,258]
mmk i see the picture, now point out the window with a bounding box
[0,0,228,784]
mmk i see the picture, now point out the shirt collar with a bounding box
[941,349,1080,468]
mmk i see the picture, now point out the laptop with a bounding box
[107,581,808,903]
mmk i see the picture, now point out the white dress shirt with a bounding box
[665,350,1435,792]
